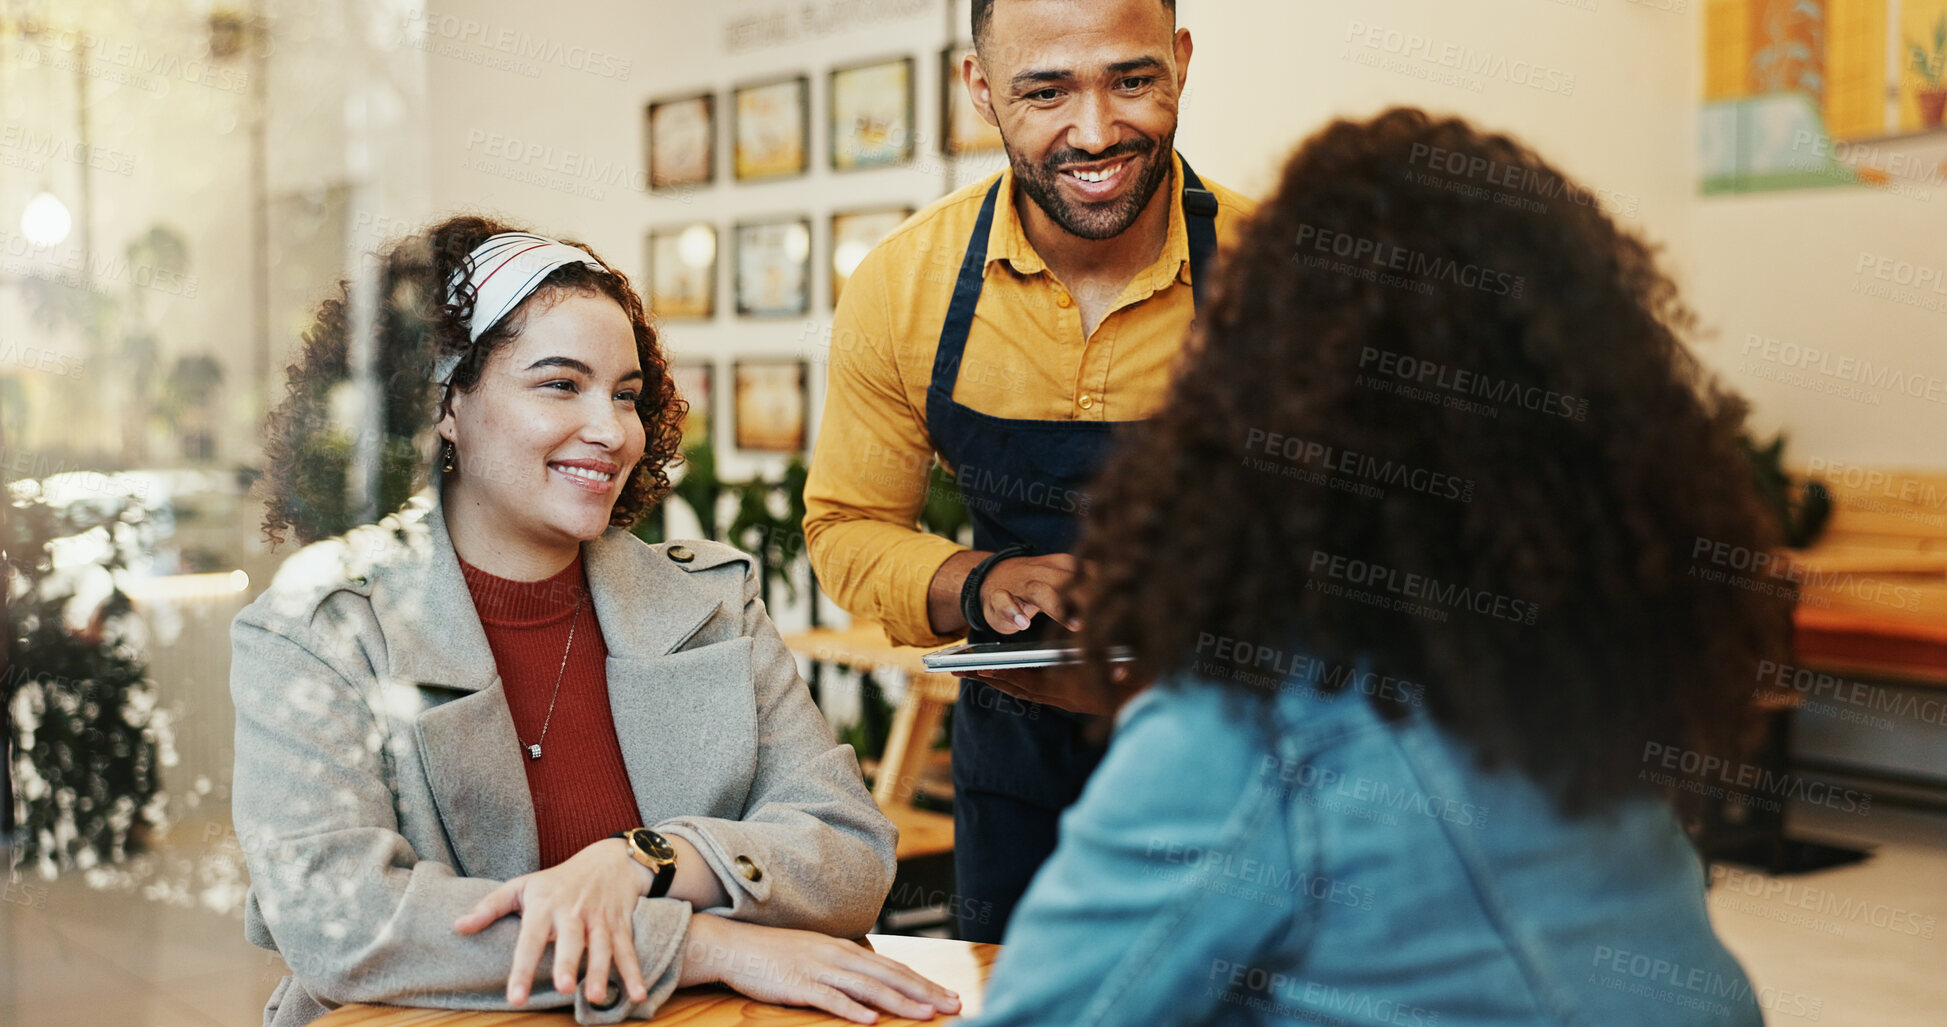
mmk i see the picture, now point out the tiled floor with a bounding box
[4,803,1943,1026]
[1705,803,1947,1026]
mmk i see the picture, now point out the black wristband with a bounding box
[960,543,1034,635]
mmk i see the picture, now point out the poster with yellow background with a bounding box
[1702,0,1947,194]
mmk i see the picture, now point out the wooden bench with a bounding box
[1790,466,1947,629]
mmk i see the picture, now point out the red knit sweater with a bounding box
[460,554,642,869]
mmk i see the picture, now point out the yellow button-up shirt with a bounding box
[804,155,1256,647]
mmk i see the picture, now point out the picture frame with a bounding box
[645,224,718,320]
[941,44,1004,156]
[829,206,913,308]
[733,74,810,181]
[732,359,809,454]
[831,56,916,171]
[734,216,813,318]
[669,361,714,449]
[645,91,715,191]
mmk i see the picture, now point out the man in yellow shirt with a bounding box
[803,0,1253,941]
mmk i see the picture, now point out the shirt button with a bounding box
[1078,394,1094,410]
[734,855,763,882]
[667,545,695,563]
[1056,292,1073,309]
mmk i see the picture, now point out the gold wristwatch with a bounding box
[614,828,677,898]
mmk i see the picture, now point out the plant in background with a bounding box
[158,355,226,461]
[634,450,970,767]
[633,441,725,546]
[1912,13,1947,127]
[919,461,972,544]
[3,479,172,873]
[18,223,194,467]
[727,457,810,604]
[1743,432,1832,549]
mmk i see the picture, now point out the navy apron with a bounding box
[929,156,1218,941]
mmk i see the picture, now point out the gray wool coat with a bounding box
[229,493,896,1025]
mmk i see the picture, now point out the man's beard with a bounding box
[1004,130,1176,242]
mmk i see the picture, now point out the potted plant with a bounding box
[3,476,171,872]
[1912,14,1947,128]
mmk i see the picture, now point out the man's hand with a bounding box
[679,914,961,1023]
[955,661,1129,717]
[928,551,1089,637]
[978,553,1083,633]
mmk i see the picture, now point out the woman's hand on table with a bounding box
[452,837,655,1007]
[679,913,962,1023]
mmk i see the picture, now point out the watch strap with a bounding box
[647,860,675,899]
[960,543,1034,635]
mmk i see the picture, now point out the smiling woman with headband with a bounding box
[235,215,959,1025]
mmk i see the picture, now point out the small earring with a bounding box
[442,440,456,473]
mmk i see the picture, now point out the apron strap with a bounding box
[1179,158,1220,308]
[927,156,1217,415]
[927,178,1006,411]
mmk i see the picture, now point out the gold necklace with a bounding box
[524,591,583,760]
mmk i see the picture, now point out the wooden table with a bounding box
[313,935,998,1025]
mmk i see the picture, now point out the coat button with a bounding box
[667,545,695,563]
[734,855,762,882]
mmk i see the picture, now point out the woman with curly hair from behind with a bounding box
[970,109,1788,1025]
[233,216,958,1025]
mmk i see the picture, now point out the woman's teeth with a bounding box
[557,466,613,483]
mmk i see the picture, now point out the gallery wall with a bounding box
[427,0,1944,483]
[5,1,1933,485]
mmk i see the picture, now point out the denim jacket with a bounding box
[971,668,1761,1026]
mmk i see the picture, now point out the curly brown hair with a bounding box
[1075,108,1793,815]
[259,215,685,546]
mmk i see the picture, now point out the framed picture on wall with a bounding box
[941,44,1003,155]
[831,56,915,171]
[646,224,718,320]
[669,361,714,449]
[645,92,715,190]
[829,206,913,307]
[734,216,812,317]
[733,74,810,181]
[732,359,809,453]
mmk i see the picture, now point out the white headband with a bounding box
[438,232,604,384]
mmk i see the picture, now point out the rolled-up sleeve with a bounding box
[803,242,966,649]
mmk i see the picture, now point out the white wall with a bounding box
[528,0,1933,477]
[422,0,1007,492]
[405,0,1947,637]
[1175,0,1945,473]
[7,1,1934,478]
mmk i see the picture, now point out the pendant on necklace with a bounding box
[526,744,543,760]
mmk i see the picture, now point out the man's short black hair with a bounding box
[973,0,1178,51]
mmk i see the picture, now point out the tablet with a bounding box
[921,641,1136,672]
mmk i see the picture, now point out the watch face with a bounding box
[642,831,676,864]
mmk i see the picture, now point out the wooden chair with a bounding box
[781,620,960,862]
